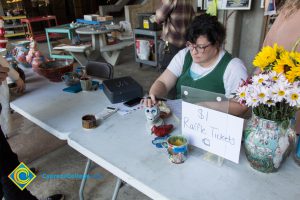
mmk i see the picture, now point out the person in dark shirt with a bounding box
[154,0,195,71]
[0,65,64,200]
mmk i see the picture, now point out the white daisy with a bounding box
[277,73,288,82]
[245,88,260,107]
[271,80,291,102]
[266,99,276,107]
[268,71,279,82]
[248,98,260,107]
[255,86,270,104]
[286,88,300,107]
[252,74,269,86]
[236,85,247,101]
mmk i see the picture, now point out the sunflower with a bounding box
[273,51,295,75]
[286,67,300,82]
[289,51,300,66]
[253,46,277,71]
[273,43,285,57]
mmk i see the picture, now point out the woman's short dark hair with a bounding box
[186,14,226,48]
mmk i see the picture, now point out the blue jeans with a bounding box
[0,104,37,200]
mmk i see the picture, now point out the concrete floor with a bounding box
[7,39,160,199]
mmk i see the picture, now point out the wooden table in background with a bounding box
[21,15,58,42]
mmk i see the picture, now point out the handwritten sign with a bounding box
[182,101,244,163]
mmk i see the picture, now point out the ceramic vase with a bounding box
[244,114,296,173]
[13,43,31,68]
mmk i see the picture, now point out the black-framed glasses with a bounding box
[186,42,211,53]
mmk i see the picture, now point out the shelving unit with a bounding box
[2,15,27,37]
[133,28,161,68]
[21,15,58,42]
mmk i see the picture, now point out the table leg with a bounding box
[112,177,124,200]
[101,51,121,66]
[68,51,89,67]
[92,34,100,50]
[27,22,33,38]
[46,30,52,57]
[79,158,92,200]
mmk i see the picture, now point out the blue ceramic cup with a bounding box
[75,66,84,77]
[162,135,188,164]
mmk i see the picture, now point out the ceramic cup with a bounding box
[61,72,79,86]
[80,77,92,91]
[82,114,97,129]
[162,135,188,164]
[75,66,84,77]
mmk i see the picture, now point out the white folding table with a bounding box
[10,68,110,140]
[68,108,300,200]
[11,68,300,200]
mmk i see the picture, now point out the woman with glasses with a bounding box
[144,14,248,116]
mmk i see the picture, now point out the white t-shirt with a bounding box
[167,48,248,98]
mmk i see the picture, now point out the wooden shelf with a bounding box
[2,15,27,38]
[5,32,26,37]
[4,24,24,29]
[2,15,26,20]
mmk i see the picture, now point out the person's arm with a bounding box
[7,65,19,80]
[155,0,175,24]
[0,55,25,93]
[144,69,178,107]
[8,66,25,93]
[228,100,248,117]
[0,65,9,83]
[144,48,186,107]
[0,56,10,84]
[223,57,249,116]
[13,78,25,93]
[197,99,248,117]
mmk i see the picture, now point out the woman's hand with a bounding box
[15,78,25,93]
[142,94,157,107]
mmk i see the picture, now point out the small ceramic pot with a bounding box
[82,115,97,129]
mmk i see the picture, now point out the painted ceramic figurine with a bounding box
[144,105,164,133]
[0,17,8,48]
[26,37,45,68]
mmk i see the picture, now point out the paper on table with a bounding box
[109,99,182,117]
[110,102,143,116]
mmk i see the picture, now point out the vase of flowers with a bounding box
[236,43,300,173]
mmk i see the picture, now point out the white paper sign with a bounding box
[205,0,252,10]
[182,101,244,163]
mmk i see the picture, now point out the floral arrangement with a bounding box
[236,43,300,124]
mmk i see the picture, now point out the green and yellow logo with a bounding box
[8,162,36,190]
